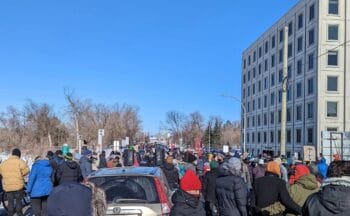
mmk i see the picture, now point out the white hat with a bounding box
[258,159,264,165]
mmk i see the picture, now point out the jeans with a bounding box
[31,196,48,216]
[6,190,24,216]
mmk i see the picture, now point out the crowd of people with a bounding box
[0,145,349,216]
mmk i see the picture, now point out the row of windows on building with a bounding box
[245,100,339,129]
[245,127,314,145]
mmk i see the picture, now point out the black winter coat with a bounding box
[202,168,218,204]
[253,172,301,215]
[215,169,248,216]
[302,184,350,216]
[56,161,83,185]
[161,163,179,190]
[47,182,92,216]
[98,154,107,169]
[170,190,206,216]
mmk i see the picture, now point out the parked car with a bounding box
[88,166,172,216]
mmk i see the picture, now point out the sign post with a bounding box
[98,129,105,153]
[303,145,316,163]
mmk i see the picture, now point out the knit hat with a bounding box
[210,161,218,169]
[222,157,242,175]
[180,170,202,191]
[12,148,21,158]
[266,161,281,176]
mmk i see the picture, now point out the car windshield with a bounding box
[89,176,160,204]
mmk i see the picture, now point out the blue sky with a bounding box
[0,0,297,134]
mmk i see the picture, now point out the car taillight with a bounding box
[154,177,171,215]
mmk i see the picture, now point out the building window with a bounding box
[252,84,255,95]
[327,101,338,117]
[309,4,315,21]
[247,132,250,142]
[297,59,303,75]
[308,78,314,95]
[287,130,291,143]
[244,59,246,69]
[308,53,314,70]
[288,65,292,79]
[296,82,302,98]
[297,36,303,52]
[265,59,268,71]
[279,29,284,43]
[264,113,267,126]
[264,77,268,89]
[252,99,255,110]
[258,63,262,74]
[270,131,274,143]
[279,49,283,63]
[327,128,338,132]
[253,67,256,78]
[296,129,302,143]
[278,110,281,123]
[243,74,246,84]
[287,108,291,122]
[247,102,250,112]
[287,86,292,101]
[288,22,293,36]
[271,92,275,105]
[278,70,283,83]
[298,13,303,29]
[253,51,256,62]
[328,51,338,66]
[257,115,261,126]
[288,43,293,58]
[328,25,339,40]
[307,128,313,144]
[307,102,314,119]
[259,46,262,58]
[264,95,268,108]
[329,0,339,15]
[296,105,302,121]
[264,132,267,143]
[248,71,251,81]
[271,73,275,86]
[327,76,338,91]
[271,54,275,67]
[309,29,315,46]
[252,132,255,143]
[271,35,276,48]
[258,132,261,143]
[278,130,281,143]
[270,112,274,124]
[258,81,261,92]
[248,56,251,65]
[252,116,255,127]
[265,41,269,54]
[278,90,282,103]
[258,98,261,109]
[247,86,250,96]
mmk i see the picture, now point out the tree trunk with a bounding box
[48,132,53,150]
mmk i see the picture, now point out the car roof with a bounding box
[89,166,162,178]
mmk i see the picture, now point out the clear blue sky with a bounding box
[0,0,297,134]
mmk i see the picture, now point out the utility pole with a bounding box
[208,122,211,152]
[280,26,289,157]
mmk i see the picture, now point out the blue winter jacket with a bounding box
[79,156,93,179]
[317,158,329,179]
[47,182,92,216]
[27,159,53,198]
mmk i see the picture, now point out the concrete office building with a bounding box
[241,0,350,158]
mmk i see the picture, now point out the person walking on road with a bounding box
[98,151,107,169]
[302,160,350,216]
[252,159,266,181]
[0,148,29,216]
[54,150,64,167]
[216,157,248,216]
[202,161,219,216]
[170,170,206,216]
[252,161,301,216]
[317,157,329,180]
[27,156,53,216]
[80,149,93,180]
[56,153,83,184]
[161,156,179,190]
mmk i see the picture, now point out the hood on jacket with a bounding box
[171,189,200,209]
[66,161,79,169]
[296,174,319,190]
[34,159,51,168]
[319,183,350,214]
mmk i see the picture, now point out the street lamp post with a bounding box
[222,95,247,153]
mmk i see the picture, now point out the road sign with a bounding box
[303,145,316,162]
[223,145,229,153]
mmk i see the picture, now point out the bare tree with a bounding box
[165,111,186,144]
[183,111,205,148]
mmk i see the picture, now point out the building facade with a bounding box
[241,0,350,158]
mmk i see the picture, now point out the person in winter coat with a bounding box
[241,158,252,190]
[170,170,206,216]
[85,182,107,216]
[80,149,93,179]
[98,151,107,169]
[27,156,53,216]
[252,159,266,180]
[317,158,328,179]
[202,161,219,216]
[0,148,29,216]
[161,156,179,190]
[302,160,350,216]
[54,150,64,166]
[47,181,92,216]
[56,153,83,184]
[216,157,248,216]
[287,164,319,216]
[253,161,301,216]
